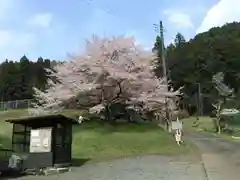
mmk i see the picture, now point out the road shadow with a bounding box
[0,170,26,180]
[71,158,90,167]
[0,158,90,179]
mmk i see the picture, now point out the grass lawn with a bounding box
[183,116,240,143]
[0,109,192,162]
[72,121,192,161]
[183,116,215,133]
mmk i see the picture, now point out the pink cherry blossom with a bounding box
[32,36,179,116]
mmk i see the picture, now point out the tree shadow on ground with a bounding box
[71,158,90,167]
[73,119,162,135]
[0,169,26,180]
[0,158,90,179]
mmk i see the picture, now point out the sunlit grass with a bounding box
[183,116,214,133]
[72,121,191,161]
[0,109,191,162]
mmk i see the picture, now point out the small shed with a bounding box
[5,114,75,170]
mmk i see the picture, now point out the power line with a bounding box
[81,0,117,17]
[79,0,148,34]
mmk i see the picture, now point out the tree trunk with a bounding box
[216,117,221,134]
[105,104,111,121]
[125,109,132,123]
[218,125,221,134]
[167,121,172,132]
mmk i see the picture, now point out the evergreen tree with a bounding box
[174,33,186,47]
[152,35,165,78]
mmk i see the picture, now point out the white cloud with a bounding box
[0,30,35,49]
[0,0,34,60]
[0,30,12,49]
[164,10,194,29]
[0,30,35,60]
[125,30,142,45]
[197,0,240,34]
[28,13,53,28]
[0,0,40,60]
[14,33,35,47]
[124,30,152,50]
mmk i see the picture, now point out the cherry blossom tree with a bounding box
[212,72,234,134]
[31,36,180,122]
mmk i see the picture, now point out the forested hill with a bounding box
[0,56,56,101]
[1,22,240,116]
[153,22,240,115]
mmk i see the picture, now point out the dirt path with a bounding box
[187,132,240,180]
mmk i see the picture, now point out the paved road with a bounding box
[187,132,240,180]
[6,155,206,180]
[6,132,240,180]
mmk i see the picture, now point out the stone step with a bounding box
[43,167,71,176]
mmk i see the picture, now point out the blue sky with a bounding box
[0,0,238,61]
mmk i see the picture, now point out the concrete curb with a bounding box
[231,136,240,139]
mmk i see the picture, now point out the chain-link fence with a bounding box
[0,99,33,111]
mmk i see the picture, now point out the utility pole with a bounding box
[154,21,170,131]
[154,21,168,83]
[159,21,168,83]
